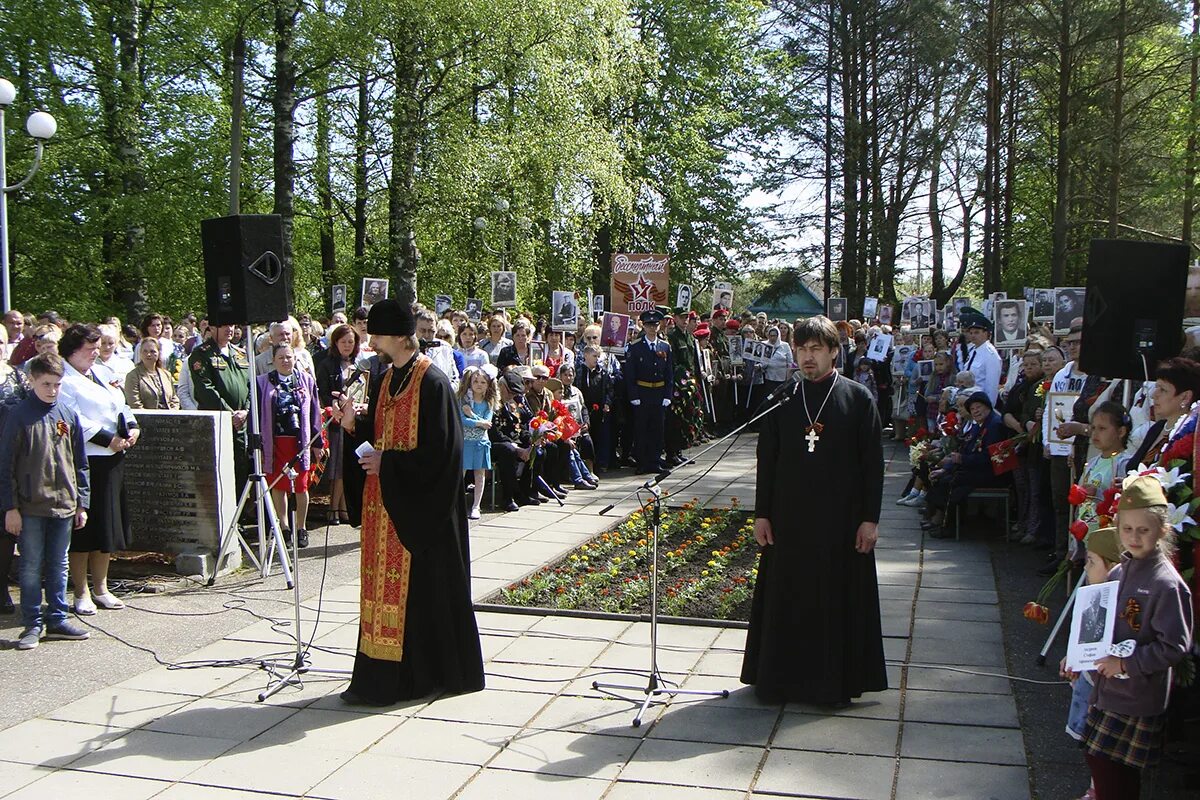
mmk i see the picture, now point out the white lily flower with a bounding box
[1157,465,1191,491]
[1166,502,1195,532]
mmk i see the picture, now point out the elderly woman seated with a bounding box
[920,391,1010,538]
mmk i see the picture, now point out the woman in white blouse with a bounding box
[58,324,139,615]
[761,326,794,396]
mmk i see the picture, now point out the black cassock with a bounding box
[346,358,485,703]
[741,372,888,704]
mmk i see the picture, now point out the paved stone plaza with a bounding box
[0,436,1035,799]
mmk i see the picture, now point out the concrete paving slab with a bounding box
[70,728,239,781]
[904,665,1013,695]
[608,782,745,800]
[902,689,1020,728]
[306,752,477,800]
[618,739,764,791]
[0,761,52,797]
[369,717,516,765]
[755,749,895,799]
[143,696,299,741]
[45,687,191,729]
[493,632,613,668]
[414,687,553,728]
[248,707,404,752]
[185,741,355,796]
[915,599,1001,622]
[772,713,899,757]
[910,635,1007,666]
[490,727,638,779]
[649,703,779,746]
[4,769,166,800]
[900,721,1027,765]
[895,758,1031,799]
[912,618,1003,643]
[786,689,902,722]
[528,694,664,738]
[147,785,276,800]
[454,768,608,800]
[918,586,999,604]
[0,718,125,768]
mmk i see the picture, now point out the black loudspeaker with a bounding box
[200,214,293,326]
[1079,239,1189,381]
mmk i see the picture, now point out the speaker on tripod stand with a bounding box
[1079,239,1189,382]
[200,214,296,585]
[201,214,294,326]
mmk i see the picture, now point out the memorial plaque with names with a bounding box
[123,411,237,566]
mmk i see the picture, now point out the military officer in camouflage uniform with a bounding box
[189,324,251,491]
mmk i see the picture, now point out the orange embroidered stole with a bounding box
[358,356,431,661]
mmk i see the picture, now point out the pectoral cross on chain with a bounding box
[804,423,824,453]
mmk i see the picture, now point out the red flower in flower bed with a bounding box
[1067,484,1087,506]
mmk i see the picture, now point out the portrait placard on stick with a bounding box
[862,297,878,320]
[827,297,848,321]
[491,271,517,308]
[551,290,579,331]
[331,284,347,314]
[676,284,693,310]
[866,333,893,362]
[361,278,389,310]
[1033,289,1055,322]
[600,312,630,352]
[1054,287,1086,334]
[712,281,734,313]
[993,299,1028,348]
[465,298,483,321]
[434,294,453,316]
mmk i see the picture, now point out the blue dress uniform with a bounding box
[625,309,673,473]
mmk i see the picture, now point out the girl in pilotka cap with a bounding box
[1077,474,1193,799]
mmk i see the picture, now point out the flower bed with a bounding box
[489,498,759,621]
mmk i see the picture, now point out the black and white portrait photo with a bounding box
[713,282,734,311]
[918,360,934,379]
[676,284,693,310]
[552,290,579,331]
[1033,289,1055,321]
[827,297,848,322]
[1077,590,1108,645]
[491,271,517,308]
[1066,580,1118,672]
[909,299,935,332]
[331,284,347,314]
[994,299,1028,348]
[592,294,606,317]
[878,304,893,325]
[465,298,483,321]
[862,297,878,320]
[435,294,453,316]
[361,277,389,309]
[1054,287,1086,334]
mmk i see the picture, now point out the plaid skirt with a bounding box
[1082,706,1166,770]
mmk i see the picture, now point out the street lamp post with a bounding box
[0,78,58,312]
[473,197,532,298]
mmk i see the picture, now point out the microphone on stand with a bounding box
[752,371,800,415]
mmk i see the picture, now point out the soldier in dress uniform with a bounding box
[665,307,701,466]
[189,323,252,491]
[625,308,673,474]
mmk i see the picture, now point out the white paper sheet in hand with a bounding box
[355,441,377,459]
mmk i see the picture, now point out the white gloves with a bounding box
[630,399,641,406]
[662,398,671,407]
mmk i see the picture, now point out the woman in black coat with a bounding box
[314,324,361,524]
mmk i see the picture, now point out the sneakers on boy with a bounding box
[16,626,42,650]
[44,620,90,640]
[895,489,917,505]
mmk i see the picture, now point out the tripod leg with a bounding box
[209,479,263,585]
[255,476,293,589]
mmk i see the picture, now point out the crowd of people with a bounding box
[0,294,1193,796]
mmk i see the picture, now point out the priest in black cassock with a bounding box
[741,315,887,706]
[335,299,485,706]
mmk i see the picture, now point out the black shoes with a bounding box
[504,501,520,512]
[297,529,309,548]
[339,690,392,707]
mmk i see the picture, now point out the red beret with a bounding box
[687,311,698,320]
[725,319,741,331]
[693,324,711,338]
[712,307,730,318]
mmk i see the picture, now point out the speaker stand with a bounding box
[208,324,294,588]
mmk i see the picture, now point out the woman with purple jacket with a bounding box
[257,343,324,548]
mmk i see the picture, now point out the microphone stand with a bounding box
[592,375,798,727]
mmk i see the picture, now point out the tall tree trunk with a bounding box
[388,43,421,308]
[1051,0,1072,286]
[1183,0,1199,243]
[1001,56,1018,278]
[229,30,245,216]
[272,0,300,275]
[107,0,149,320]
[314,0,336,298]
[839,1,859,301]
[1107,0,1126,238]
[928,91,945,300]
[354,70,369,271]
[982,0,1001,293]
[823,0,834,305]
